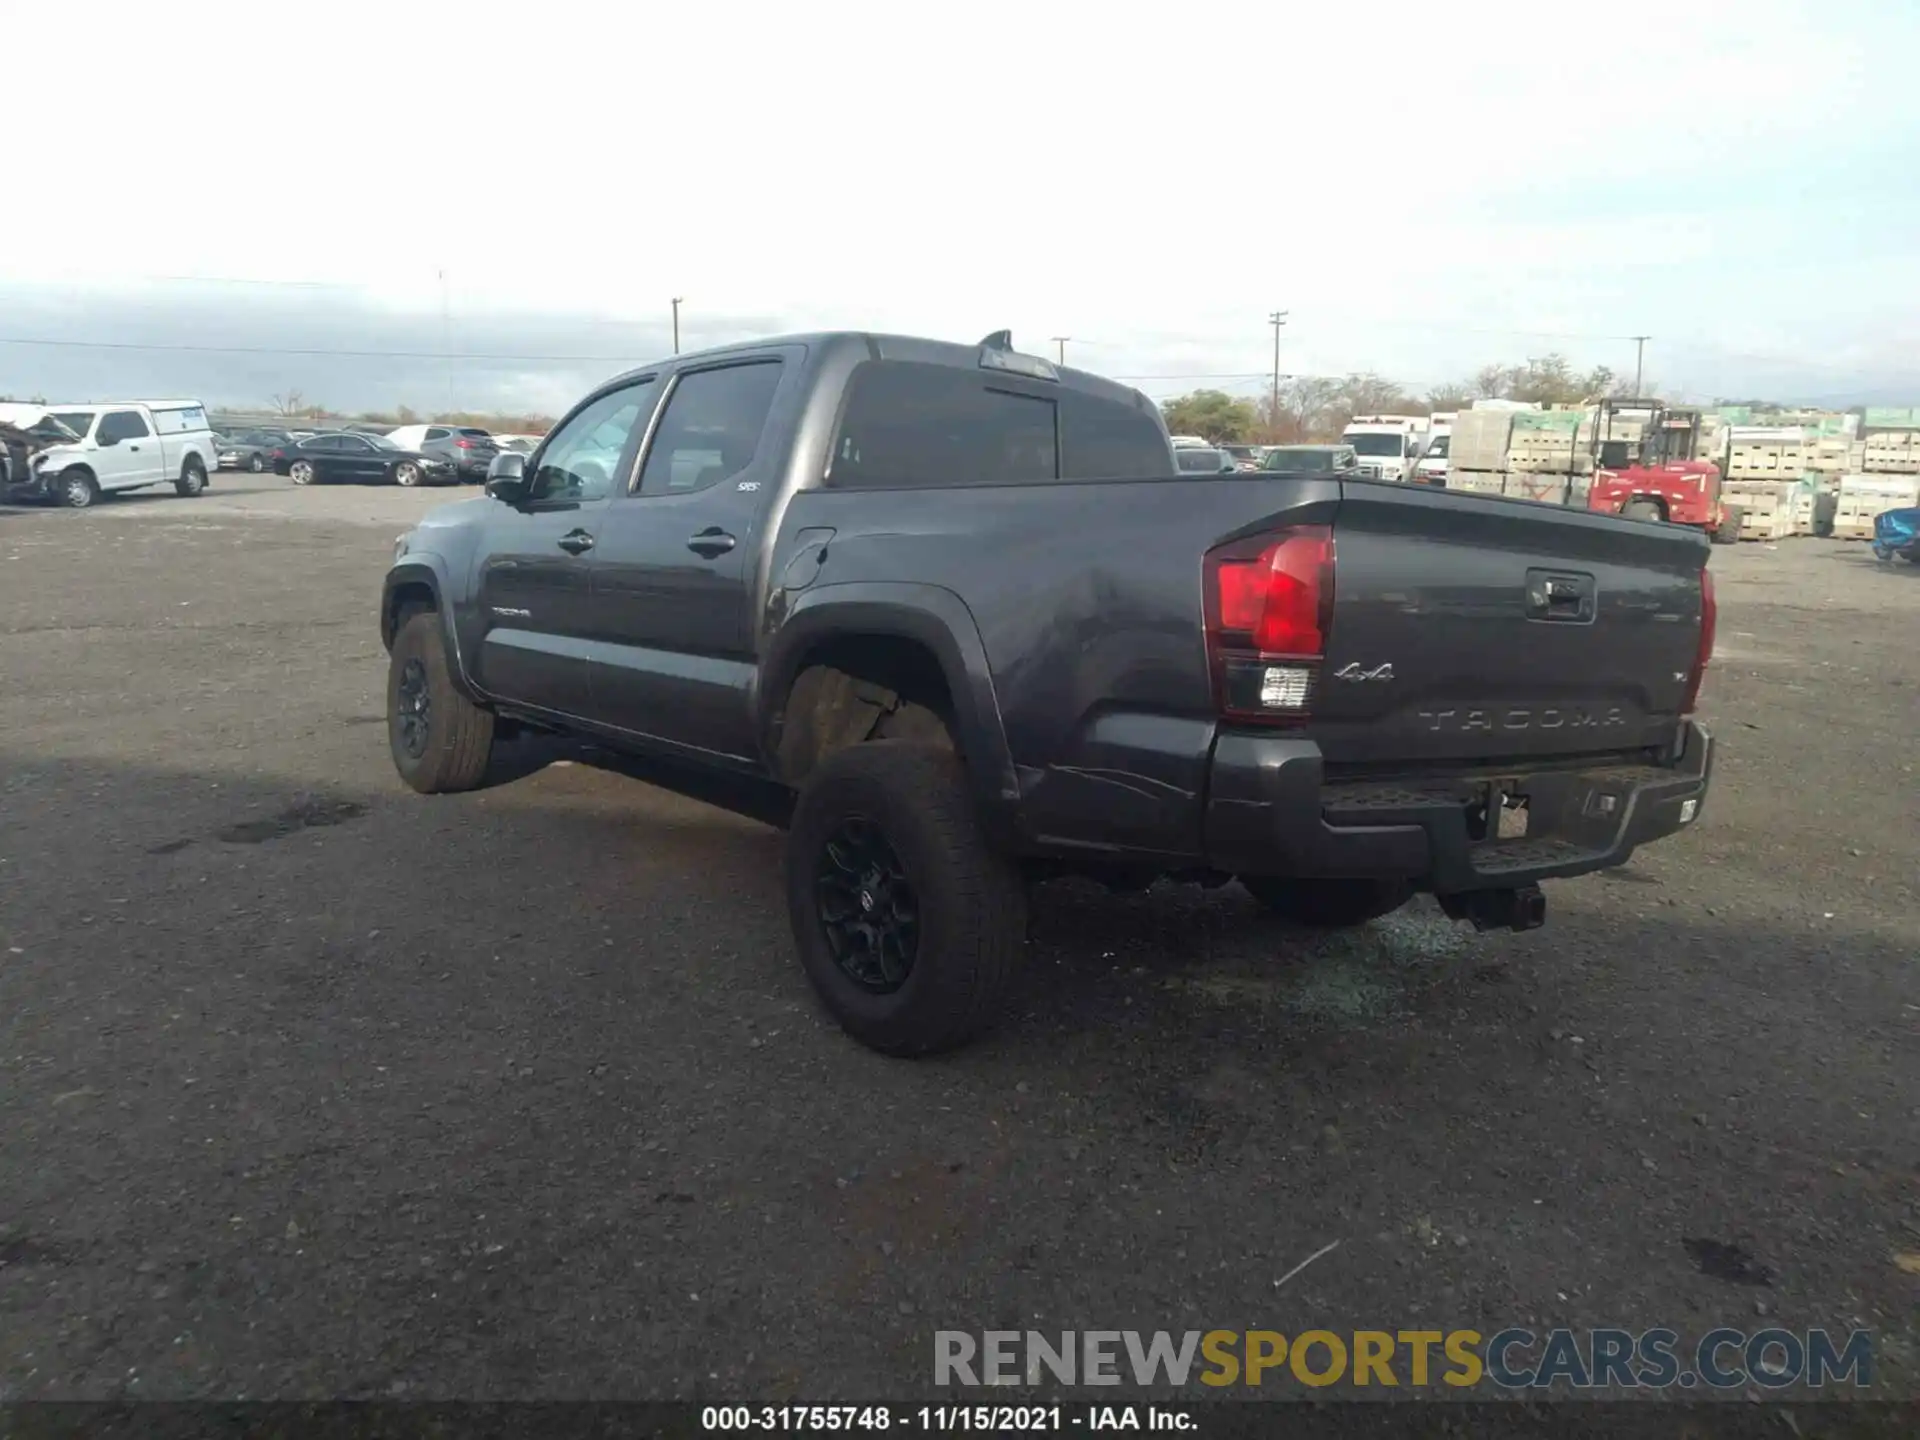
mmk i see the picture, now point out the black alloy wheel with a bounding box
[815,816,919,993]
[394,656,432,761]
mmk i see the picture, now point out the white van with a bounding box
[34,400,218,508]
[1340,414,1427,483]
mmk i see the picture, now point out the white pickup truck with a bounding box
[18,399,217,508]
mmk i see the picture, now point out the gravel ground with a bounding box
[1,479,1916,1407]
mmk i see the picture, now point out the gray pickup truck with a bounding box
[380,330,1716,1056]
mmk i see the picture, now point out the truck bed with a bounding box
[774,470,1710,872]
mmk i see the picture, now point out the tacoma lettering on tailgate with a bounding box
[1416,706,1627,734]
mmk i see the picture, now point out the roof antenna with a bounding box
[978,330,1013,351]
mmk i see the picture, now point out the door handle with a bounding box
[556,530,595,555]
[687,528,736,558]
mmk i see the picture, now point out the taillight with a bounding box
[1680,565,1715,715]
[455,438,474,449]
[1203,525,1334,724]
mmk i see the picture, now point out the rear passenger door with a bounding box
[582,355,789,761]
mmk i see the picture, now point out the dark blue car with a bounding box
[1872,505,1920,563]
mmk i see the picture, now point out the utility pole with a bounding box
[1050,336,1070,365]
[438,268,454,414]
[1630,334,1650,396]
[672,297,684,355]
[1269,311,1289,429]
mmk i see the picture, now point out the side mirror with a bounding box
[94,433,117,448]
[487,451,526,483]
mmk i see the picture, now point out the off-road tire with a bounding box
[1622,500,1663,523]
[58,468,98,509]
[786,741,1025,1057]
[387,609,495,794]
[175,460,207,497]
[1239,875,1415,928]
[1711,506,1743,544]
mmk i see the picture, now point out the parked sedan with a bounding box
[217,428,299,472]
[274,432,454,487]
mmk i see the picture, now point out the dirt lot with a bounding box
[1,477,1916,1405]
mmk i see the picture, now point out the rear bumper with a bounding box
[1204,721,1713,893]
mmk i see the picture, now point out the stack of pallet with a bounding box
[1726,428,1814,479]
[1808,437,1857,474]
[1505,409,1593,477]
[1724,477,1815,541]
[1450,408,1515,484]
[1833,473,1920,540]
[1861,432,1920,473]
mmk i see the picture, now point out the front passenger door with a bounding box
[92,410,162,490]
[332,434,381,481]
[470,377,661,716]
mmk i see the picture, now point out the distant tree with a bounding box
[1501,353,1627,406]
[1425,384,1474,414]
[270,390,305,418]
[1256,376,1342,442]
[1162,389,1258,442]
[1470,364,1511,400]
[395,404,419,425]
[1326,372,1413,435]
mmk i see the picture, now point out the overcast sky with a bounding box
[7,0,1919,416]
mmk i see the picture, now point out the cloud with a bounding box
[5,0,1917,411]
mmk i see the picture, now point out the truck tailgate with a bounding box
[1315,481,1709,765]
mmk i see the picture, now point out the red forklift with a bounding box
[1585,400,1742,543]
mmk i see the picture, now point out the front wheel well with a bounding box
[774,634,958,787]
[382,580,437,650]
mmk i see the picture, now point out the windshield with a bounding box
[51,411,94,438]
[363,433,402,450]
[1346,432,1405,457]
[1425,436,1450,459]
[1175,448,1224,473]
[457,428,492,441]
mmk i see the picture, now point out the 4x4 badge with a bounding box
[1334,662,1394,683]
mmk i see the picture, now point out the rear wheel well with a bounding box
[775,635,958,787]
[383,580,437,649]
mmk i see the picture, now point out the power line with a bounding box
[0,336,647,364]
